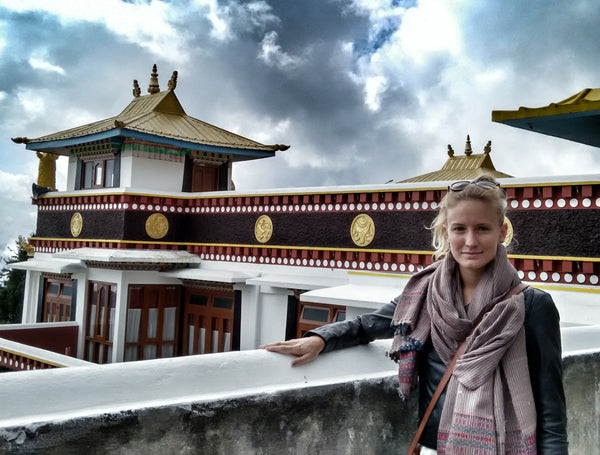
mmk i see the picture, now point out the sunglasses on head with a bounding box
[448,180,501,192]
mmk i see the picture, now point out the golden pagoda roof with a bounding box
[13,65,289,159]
[398,136,512,183]
[492,88,600,147]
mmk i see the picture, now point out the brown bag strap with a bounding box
[406,282,527,455]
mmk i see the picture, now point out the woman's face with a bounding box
[444,199,507,277]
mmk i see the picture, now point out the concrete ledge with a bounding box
[0,341,598,453]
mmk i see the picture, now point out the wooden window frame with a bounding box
[84,281,117,364]
[296,302,346,338]
[124,285,181,362]
[42,277,74,323]
[182,288,235,356]
[80,156,116,189]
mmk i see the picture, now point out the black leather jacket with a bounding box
[307,286,568,454]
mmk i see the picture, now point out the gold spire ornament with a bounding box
[168,71,178,91]
[148,64,160,94]
[464,135,473,156]
[483,140,492,154]
[133,79,141,97]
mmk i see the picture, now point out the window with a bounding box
[84,281,116,364]
[42,278,74,323]
[297,302,346,338]
[124,285,181,362]
[81,156,116,189]
[182,289,235,355]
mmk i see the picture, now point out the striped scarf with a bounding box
[389,246,537,454]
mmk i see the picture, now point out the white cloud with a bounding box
[258,31,302,70]
[29,57,65,75]
[2,0,187,62]
[16,88,46,117]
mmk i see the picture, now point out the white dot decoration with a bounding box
[569,199,578,208]
[412,202,419,209]
[533,199,542,208]
[539,272,548,281]
[404,202,411,210]
[576,274,586,284]
[364,203,370,210]
[544,199,553,208]
[408,264,415,272]
[522,200,530,208]
[583,198,591,208]
[590,275,599,285]
[399,264,406,271]
[557,199,566,208]
[431,202,438,210]
[517,270,525,279]
[422,202,429,209]
[528,271,536,280]
[551,272,560,282]
[564,273,573,283]
[391,264,398,271]
[396,202,402,210]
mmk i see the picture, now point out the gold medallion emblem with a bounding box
[502,216,514,247]
[70,212,83,238]
[145,213,169,239]
[351,214,375,247]
[255,215,273,244]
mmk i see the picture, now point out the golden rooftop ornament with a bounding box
[464,135,473,156]
[148,64,160,94]
[133,79,141,97]
[168,71,178,91]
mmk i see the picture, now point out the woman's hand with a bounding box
[259,336,325,367]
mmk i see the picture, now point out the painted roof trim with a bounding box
[492,88,600,147]
[25,129,278,159]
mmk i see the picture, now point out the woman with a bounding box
[261,176,568,454]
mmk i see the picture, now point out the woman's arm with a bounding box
[524,288,568,454]
[260,300,397,366]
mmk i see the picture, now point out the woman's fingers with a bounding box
[260,336,325,366]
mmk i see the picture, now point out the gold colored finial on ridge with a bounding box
[133,79,141,97]
[148,64,160,94]
[168,71,178,91]
[483,140,492,154]
[464,135,472,156]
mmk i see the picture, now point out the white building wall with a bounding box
[120,152,184,192]
[66,155,78,191]
[255,286,292,347]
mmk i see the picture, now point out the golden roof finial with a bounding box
[447,144,454,157]
[168,71,178,91]
[483,140,492,155]
[133,79,141,97]
[464,135,472,156]
[148,64,160,94]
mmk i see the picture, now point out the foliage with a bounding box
[0,236,29,323]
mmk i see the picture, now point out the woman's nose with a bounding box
[465,230,477,245]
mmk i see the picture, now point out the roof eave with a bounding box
[26,129,279,160]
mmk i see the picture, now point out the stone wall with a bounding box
[0,343,598,454]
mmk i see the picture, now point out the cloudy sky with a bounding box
[1,0,600,259]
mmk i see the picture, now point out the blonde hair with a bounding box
[430,175,507,260]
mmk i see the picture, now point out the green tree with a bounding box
[0,236,29,323]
